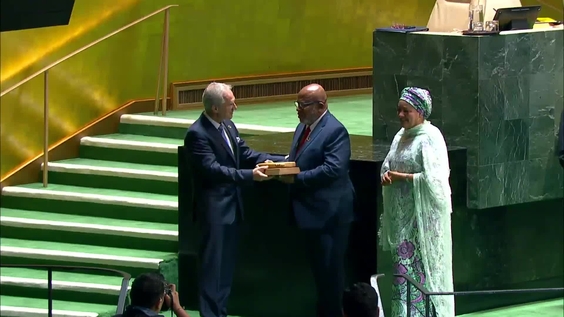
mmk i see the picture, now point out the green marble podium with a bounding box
[372,28,564,314]
[372,27,564,209]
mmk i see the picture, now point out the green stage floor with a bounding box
[150,94,374,136]
[459,298,563,317]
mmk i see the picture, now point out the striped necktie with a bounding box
[217,124,233,153]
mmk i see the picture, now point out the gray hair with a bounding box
[202,82,233,112]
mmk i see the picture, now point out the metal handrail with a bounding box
[0,4,178,188]
[394,273,564,317]
[1,264,132,317]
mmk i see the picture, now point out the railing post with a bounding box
[116,278,130,314]
[154,8,171,116]
[154,35,164,114]
[407,280,412,316]
[47,268,53,317]
[43,70,49,187]
[161,8,170,116]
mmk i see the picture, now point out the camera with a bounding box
[161,283,173,312]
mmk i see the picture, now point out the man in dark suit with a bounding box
[278,84,355,317]
[184,82,285,317]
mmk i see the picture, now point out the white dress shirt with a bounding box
[307,110,328,132]
[204,112,233,153]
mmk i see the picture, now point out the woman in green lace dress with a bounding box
[379,87,455,317]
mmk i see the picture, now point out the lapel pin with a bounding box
[228,125,232,129]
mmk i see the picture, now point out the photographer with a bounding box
[118,273,190,317]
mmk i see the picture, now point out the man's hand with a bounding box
[277,175,295,184]
[381,171,392,186]
[253,166,272,181]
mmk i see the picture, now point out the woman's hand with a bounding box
[381,171,393,186]
[388,171,401,182]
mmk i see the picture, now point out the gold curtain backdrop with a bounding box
[0,0,561,178]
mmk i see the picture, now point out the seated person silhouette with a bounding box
[343,282,380,317]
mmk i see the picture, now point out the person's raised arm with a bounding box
[166,284,191,317]
[381,131,404,185]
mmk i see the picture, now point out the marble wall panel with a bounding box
[373,29,564,209]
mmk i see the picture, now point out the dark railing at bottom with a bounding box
[394,273,564,317]
[1,264,131,317]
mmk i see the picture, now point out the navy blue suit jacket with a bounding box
[184,113,284,225]
[288,111,355,229]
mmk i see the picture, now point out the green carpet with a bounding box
[138,94,374,136]
[1,94,561,317]
[458,298,564,317]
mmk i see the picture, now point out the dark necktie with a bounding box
[297,126,311,152]
[217,124,233,153]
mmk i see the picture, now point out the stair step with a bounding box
[1,183,176,208]
[79,134,181,166]
[81,134,181,152]
[120,113,293,136]
[43,158,177,195]
[121,114,195,128]
[0,295,116,317]
[1,183,177,224]
[48,158,177,173]
[45,159,177,182]
[0,238,173,270]
[0,267,128,295]
[119,114,193,139]
[0,208,177,241]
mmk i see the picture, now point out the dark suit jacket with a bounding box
[184,113,284,224]
[288,111,355,229]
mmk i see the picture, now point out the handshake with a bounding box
[252,157,294,183]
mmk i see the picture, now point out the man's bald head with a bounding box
[298,84,328,102]
[295,83,328,125]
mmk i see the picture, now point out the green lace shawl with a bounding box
[380,121,455,317]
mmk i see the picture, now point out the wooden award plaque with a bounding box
[257,161,301,176]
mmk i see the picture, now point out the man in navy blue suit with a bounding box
[278,84,355,317]
[184,82,285,317]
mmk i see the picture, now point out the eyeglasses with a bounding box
[294,100,324,110]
